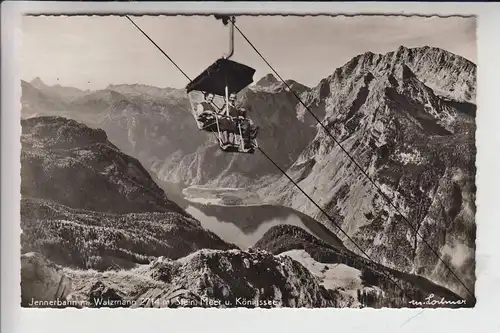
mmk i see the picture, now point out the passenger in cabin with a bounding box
[224,93,259,149]
[196,93,232,146]
[217,93,240,146]
[227,93,243,118]
[196,93,220,120]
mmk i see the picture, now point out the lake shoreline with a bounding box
[150,179,345,251]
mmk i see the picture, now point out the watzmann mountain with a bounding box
[262,46,476,300]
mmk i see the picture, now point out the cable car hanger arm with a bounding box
[214,15,235,60]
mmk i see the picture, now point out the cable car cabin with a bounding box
[186,58,259,154]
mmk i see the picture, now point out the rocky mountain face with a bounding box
[21,75,317,188]
[66,249,352,308]
[20,116,236,271]
[21,116,189,215]
[260,46,476,300]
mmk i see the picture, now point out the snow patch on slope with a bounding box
[394,147,424,165]
[279,250,363,301]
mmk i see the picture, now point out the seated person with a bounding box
[224,93,244,118]
[223,93,259,149]
[217,93,240,146]
[196,92,222,121]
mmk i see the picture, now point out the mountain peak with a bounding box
[323,44,475,103]
[30,77,46,89]
[256,73,279,86]
[396,45,410,54]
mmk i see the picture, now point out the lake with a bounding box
[153,181,344,250]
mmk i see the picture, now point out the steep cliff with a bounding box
[261,46,476,299]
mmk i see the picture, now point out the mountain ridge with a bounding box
[259,45,476,299]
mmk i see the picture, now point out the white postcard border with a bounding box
[2,2,499,333]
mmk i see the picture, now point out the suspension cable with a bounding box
[122,15,473,303]
[233,22,475,301]
[125,15,192,82]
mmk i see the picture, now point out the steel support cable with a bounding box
[122,15,462,303]
[233,22,475,301]
[125,15,192,82]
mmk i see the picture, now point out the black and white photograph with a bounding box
[18,13,477,310]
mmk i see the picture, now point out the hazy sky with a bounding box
[20,15,476,91]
